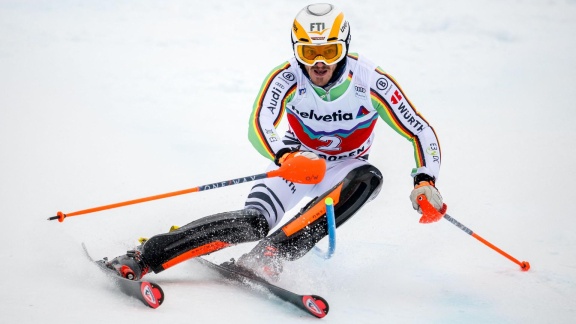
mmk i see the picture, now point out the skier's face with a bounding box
[304,62,336,87]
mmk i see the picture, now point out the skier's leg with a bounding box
[240,162,382,275]
[140,208,270,273]
[107,160,314,280]
[243,161,315,230]
[106,209,269,279]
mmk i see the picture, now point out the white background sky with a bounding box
[1,0,575,323]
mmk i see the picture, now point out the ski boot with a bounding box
[237,244,284,282]
[105,249,149,281]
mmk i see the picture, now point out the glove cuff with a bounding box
[274,147,297,166]
[413,173,436,187]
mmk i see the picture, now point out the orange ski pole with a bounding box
[416,195,530,271]
[48,155,326,223]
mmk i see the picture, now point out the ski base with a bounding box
[82,243,164,309]
[196,257,329,318]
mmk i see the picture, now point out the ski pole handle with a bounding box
[49,156,326,222]
[417,195,530,271]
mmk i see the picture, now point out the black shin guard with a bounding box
[257,164,383,261]
[141,208,269,273]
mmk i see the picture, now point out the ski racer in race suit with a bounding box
[106,3,444,282]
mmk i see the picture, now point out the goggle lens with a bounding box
[295,42,345,65]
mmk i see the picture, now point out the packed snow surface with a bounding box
[1,0,575,323]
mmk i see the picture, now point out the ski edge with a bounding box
[196,257,329,318]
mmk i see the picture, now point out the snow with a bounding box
[1,0,575,323]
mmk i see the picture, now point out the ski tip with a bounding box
[140,282,165,309]
[302,295,329,318]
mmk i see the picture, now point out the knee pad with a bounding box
[334,164,383,226]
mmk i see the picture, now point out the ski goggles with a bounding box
[294,41,346,66]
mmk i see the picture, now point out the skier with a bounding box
[106,3,444,282]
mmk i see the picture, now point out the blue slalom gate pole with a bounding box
[313,197,336,259]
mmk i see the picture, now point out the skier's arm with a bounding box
[248,62,298,161]
[370,67,441,181]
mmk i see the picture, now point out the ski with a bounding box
[81,243,164,309]
[196,257,329,318]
